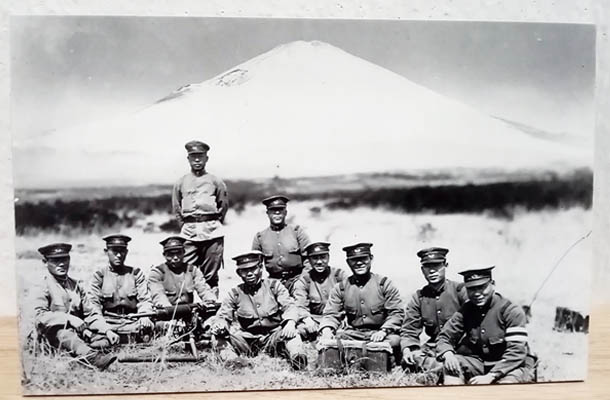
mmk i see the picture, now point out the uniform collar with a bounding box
[108,264,130,274]
[190,169,208,177]
[270,223,286,231]
[166,262,187,273]
[242,279,263,294]
[46,271,71,287]
[310,267,330,282]
[425,280,447,295]
[350,272,372,286]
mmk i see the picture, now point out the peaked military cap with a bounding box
[184,140,210,154]
[459,266,495,288]
[232,250,265,269]
[38,243,72,259]
[417,247,449,265]
[262,195,290,209]
[305,241,331,257]
[342,242,373,259]
[103,234,131,248]
[160,235,186,251]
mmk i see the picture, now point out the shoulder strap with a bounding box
[334,268,342,281]
[500,298,512,316]
[338,277,346,293]
[269,279,280,295]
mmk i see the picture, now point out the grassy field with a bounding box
[15,202,591,394]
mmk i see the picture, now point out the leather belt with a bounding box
[183,213,221,223]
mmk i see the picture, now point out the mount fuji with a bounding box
[14,40,590,188]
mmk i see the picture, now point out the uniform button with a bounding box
[361,300,365,304]
[481,329,486,333]
[436,296,440,300]
[437,310,441,314]
[256,304,261,308]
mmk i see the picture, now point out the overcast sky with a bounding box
[11,16,595,141]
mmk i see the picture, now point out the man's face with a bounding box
[466,281,495,307]
[236,264,263,285]
[347,255,373,276]
[164,248,185,267]
[266,208,287,226]
[308,253,330,273]
[187,152,208,172]
[105,247,128,268]
[44,256,70,278]
[421,262,447,285]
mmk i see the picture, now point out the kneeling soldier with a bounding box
[293,241,347,340]
[400,247,467,374]
[437,266,537,384]
[34,243,119,370]
[319,243,404,365]
[209,251,308,370]
[148,236,217,308]
[89,234,154,342]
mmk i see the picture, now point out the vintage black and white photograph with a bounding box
[10,16,594,395]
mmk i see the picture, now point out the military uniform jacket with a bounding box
[34,272,110,334]
[293,266,347,317]
[252,224,310,275]
[400,279,468,350]
[172,171,229,241]
[320,273,404,333]
[437,293,531,377]
[148,262,217,307]
[216,278,300,334]
[89,264,153,315]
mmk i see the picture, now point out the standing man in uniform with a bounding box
[252,195,310,293]
[319,243,404,365]
[208,251,308,370]
[437,266,537,385]
[292,241,347,341]
[88,234,155,342]
[34,243,119,370]
[400,247,468,374]
[148,235,217,308]
[173,140,229,296]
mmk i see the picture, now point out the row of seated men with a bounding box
[33,235,536,384]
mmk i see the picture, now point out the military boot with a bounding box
[86,351,117,371]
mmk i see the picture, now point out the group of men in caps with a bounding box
[31,139,536,384]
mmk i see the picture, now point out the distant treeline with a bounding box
[14,170,592,234]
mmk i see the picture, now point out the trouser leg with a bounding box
[52,328,94,358]
[227,329,256,356]
[496,355,537,384]
[443,354,485,385]
[263,327,307,369]
[184,237,224,292]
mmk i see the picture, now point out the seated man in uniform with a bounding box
[88,234,154,342]
[319,243,404,365]
[437,266,537,385]
[148,235,218,308]
[34,243,119,370]
[252,195,310,293]
[400,247,468,374]
[292,241,347,341]
[208,251,308,370]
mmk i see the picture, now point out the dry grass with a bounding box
[14,202,591,394]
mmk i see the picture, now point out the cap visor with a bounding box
[236,260,261,269]
[464,278,491,288]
